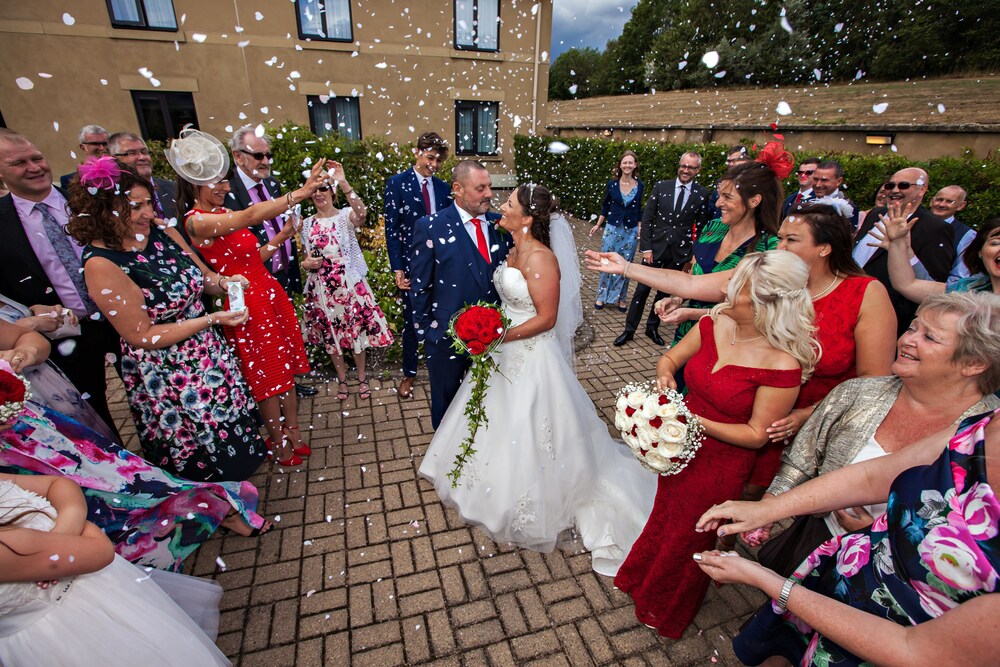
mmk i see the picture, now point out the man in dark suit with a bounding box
[107,132,177,221]
[0,128,121,433]
[853,167,955,336]
[614,152,709,347]
[929,185,977,283]
[811,160,859,230]
[384,132,453,399]
[59,124,110,188]
[780,156,819,218]
[225,126,315,397]
[410,160,510,429]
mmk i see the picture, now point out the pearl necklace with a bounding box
[810,274,841,301]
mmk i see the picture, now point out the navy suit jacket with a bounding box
[409,205,510,345]
[225,171,303,293]
[781,190,814,218]
[384,169,452,273]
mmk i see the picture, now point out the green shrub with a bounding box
[514,135,1000,230]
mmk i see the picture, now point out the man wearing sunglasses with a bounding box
[780,157,820,218]
[226,126,316,398]
[853,166,954,336]
[107,132,178,222]
[59,125,110,189]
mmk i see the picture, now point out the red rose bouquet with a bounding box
[0,359,31,425]
[445,302,510,486]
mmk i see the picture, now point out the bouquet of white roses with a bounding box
[614,382,704,475]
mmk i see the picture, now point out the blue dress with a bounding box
[596,178,644,304]
[734,408,1000,665]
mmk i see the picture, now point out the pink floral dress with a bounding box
[302,209,393,355]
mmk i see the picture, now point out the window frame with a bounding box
[455,100,500,157]
[294,0,354,43]
[307,95,363,142]
[453,0,500,52]
[130,90,199,141]
[105,0,178,32]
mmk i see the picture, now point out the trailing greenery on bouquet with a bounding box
[615,382,704,475]
[0,360,31,424]
[446,302,510,487]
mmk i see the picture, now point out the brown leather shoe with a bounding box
[399,376,414,399]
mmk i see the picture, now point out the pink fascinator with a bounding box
[78,156,123,191]
[755,142,795,180]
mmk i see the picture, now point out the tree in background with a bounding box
[548,47,604,100]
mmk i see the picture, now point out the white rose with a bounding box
[658,420,687,446]
[654,438,685,459]
[640,395,660,420]
[614,411,632,435]
[616,393,630,413]
[643,442,673,470]
[655,402,679,421]
[636,424,656,450]
[625,390,646,410]
[621,427,641,452]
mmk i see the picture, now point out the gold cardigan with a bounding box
[767,375,1000,496]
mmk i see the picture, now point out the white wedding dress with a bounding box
[418,264,656,576]
[0,480,230,666]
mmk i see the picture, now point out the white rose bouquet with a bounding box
[614,382,703,475]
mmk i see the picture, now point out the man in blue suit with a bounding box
[410,160,510,429]
[384,132,452,399]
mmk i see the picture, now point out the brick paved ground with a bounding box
[110,217,766,666]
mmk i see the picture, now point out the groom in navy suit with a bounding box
[410,160,510,428]
[384,132,453,399]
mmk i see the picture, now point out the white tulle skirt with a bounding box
[418,332,656,577]
[0,556,229,666]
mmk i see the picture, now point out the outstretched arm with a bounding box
[583,249,731,301]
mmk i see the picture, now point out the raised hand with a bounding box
[583,249,627,274]
[327,160,346,185]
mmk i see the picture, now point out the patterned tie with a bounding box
[254,183,290,273]
[421,178,432,214]
[471,218,489,262]
[36,202,98,315]
[673,184,687,216]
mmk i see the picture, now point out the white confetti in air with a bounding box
[813,69,822,81]
[39,73,52,79]
[547,141,570,154]
[701,51,719,68]
[57,340,77,356]
[512,115,522,129]
[568,84,578,95]
[254,124,266,137]
[375,62,388,69]
[139,67,153,79]
[15,77,34,90]
[937,104,946,114]
[254,11,264,20]
[872,102,889,114]
[63,13,76,25]
[260,106,269,114]
[780,15,793,33]
[776,101,792,116]
[53,121,59,131]
[50,554,59,561]
[834,23,844,33]
[192,33,207,42]
[714,70,727,79]
[678,60,687,70]
[531,3,540,15]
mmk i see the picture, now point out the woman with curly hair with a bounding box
[67,156,267,487]
[614,250,820,639]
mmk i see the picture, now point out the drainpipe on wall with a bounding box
[531,3,542,136]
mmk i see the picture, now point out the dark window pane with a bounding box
[143,0,177,29]
[131,91,198,141]
[455,0,499,51]
[308,95,361,141]
[296,0,352,41]
[456,100,498,155]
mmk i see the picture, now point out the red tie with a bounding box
[471,218,489,262]
[421,178,432,214]
[794,192,803,207]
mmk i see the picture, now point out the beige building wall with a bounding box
[0,0,552,175]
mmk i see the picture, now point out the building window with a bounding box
[131,91,198,141]
[455,0,499,51]
[296,0,353,41]
[308,96,362,141]
[456,101,498,155]
[106,0,177,31]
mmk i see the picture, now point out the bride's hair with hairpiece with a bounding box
[710,250,821,381]
[515,183,553,248]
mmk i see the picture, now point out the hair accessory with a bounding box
[755,141,795,180]
[77,156,122,191]
[812,195,854,220]
[166,125,230,186]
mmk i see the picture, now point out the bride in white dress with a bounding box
[418,184,656,577]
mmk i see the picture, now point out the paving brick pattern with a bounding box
[108,217,770,665]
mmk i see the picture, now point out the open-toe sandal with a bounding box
[358,376,371,400]
[337,380,349,401]
[284,425,311,457]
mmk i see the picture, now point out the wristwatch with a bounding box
[777,577,797,612]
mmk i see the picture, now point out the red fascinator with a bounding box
[755,142,794,180]
[77,156,123,191]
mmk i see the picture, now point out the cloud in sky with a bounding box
[550,0,640,59]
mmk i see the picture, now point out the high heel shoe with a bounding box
[358,374,371,400]
[283,425,311,457]
[265,437,303,467]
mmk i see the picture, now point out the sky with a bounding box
[550,0,641,60]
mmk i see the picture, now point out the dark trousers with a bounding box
[622,255,687,334]
[425,336,470,430]
[400,289,418,377]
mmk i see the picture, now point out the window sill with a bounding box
[110,26,183,41]
[450,49,504,61]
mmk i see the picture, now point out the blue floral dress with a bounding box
[83,227,265,482]
[734,408,1000,665]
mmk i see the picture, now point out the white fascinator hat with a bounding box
[166,125,230,186]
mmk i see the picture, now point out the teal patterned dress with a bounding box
[672,219,778,342]
[734,408,1000,665]
[83,227,265,482]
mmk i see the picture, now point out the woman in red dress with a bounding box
[614,250,820,639]
[168,129,328,467]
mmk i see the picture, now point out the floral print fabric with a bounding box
[83,227,265,482]
[734,408,1000,666]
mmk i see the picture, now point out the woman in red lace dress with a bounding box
[614,250,820,639]
[168,129,328,467]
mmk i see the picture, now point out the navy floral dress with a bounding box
[734,408,1000,665]
[84,227,265,482]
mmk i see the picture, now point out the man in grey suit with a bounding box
[59,124,110,188]
[615,152,709,347]
[108,132,177,222]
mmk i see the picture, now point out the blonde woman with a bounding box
[615,250,820,639]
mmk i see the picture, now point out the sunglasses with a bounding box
[883,181,914,191]
[239,148,273,161]
[797,169,815,176]
[316,185,332,192]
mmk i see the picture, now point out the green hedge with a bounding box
[513,135,1000,230]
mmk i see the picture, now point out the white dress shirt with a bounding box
[413,168,438,214]
[456,205,491,261]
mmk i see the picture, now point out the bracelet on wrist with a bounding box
[777,577,796,612]
[206,314,215,326]
[342,187,354,196]
[217,275,227,290]
[286,192,295,208]
[622,262,631,280]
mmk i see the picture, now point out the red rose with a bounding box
[648,416,663,429]
[467,340,487,355]
[0,370,26,404]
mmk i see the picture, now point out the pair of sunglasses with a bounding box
[883,181,915,191]
[239,148,273,161]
